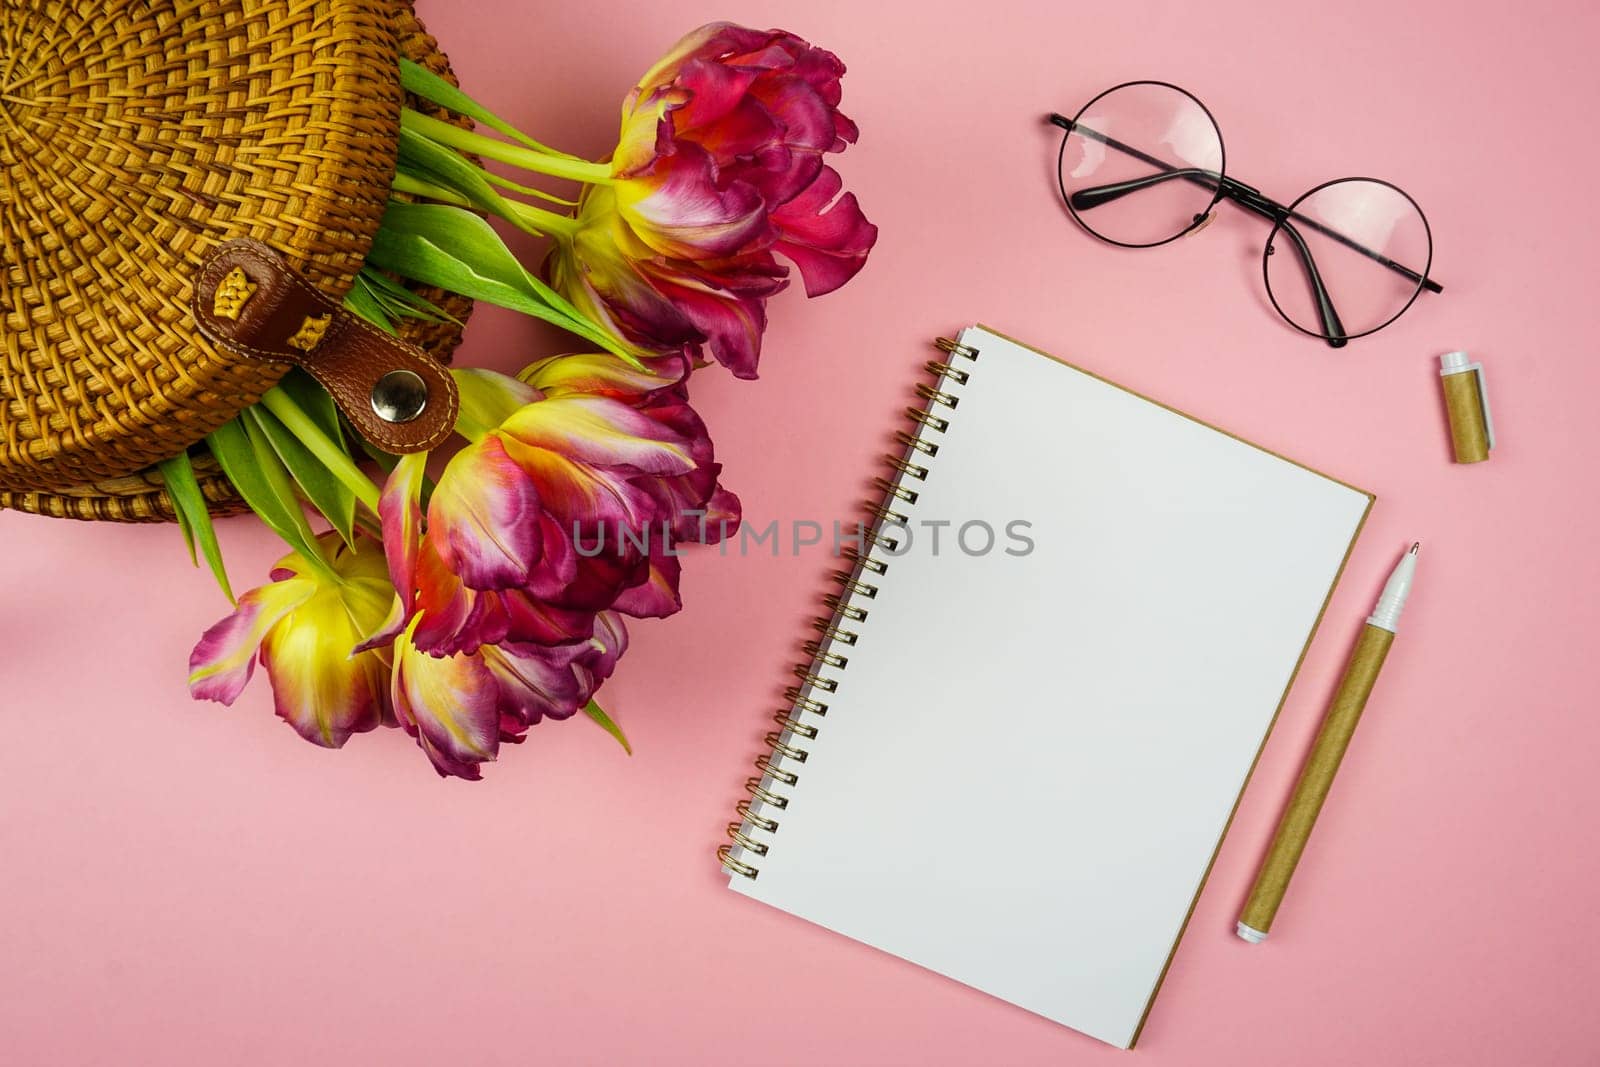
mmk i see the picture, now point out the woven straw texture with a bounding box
[0,0,471,523]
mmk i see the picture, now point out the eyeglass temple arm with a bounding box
[1274,218,1349,348]
[1049,113,1443,295]
[1067,167,1222,212]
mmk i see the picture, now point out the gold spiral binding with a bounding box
[726,823,769,855]
[755,752,799,786]
[935,336,980,359]
[719,335,980,880]
[764,732,811,762]
[783,686,830,714]
[885,455,929,480]
[896,429,939,456]
[790,665,838,692]
[718,845,760,879]
[830,571,879,599]
[737,799,781,833]
[924,359,971,384]
[841,547,887,576]
[862,527,901,552]
[745,776,790,808]
[873,475,919,504]
[810,618,859,644]
[915,382,960,408]
[772,709,819,739]
[800,640,849,669]
[821,593,869,621]
[865,502,909,526]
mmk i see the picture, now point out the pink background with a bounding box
[3,0,1598,1063]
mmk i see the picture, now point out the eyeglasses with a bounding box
[1050,81,1442,347]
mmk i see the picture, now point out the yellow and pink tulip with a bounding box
[375,366,739,658]
[188,533,394,749]
[187,522,633,780]
[390,611,628,780]
[547,23,878,378]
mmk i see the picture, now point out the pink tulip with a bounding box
[392,611,628,780]
[620,23,876,291]
[546,22,877,379]
[521,352,742,617]
[377,366,738,656]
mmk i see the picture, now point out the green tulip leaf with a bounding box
[245,404,357,550]
[355,264,457,325]
[398,58,584,162]
[157,449,234,602]
[582,699,632,755]
[397,126,532,234]
[367,200,641,366]
[343,276,396,332]
[205,416,332,578]
[275,370,349,451]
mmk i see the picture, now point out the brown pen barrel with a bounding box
[1238,623,1394,938]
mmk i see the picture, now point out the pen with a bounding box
[1236,542,1420,943]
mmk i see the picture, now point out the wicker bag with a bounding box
[0,0,473,522]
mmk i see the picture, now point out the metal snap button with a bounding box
[370,369,428,423]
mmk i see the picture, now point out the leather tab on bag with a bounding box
[192,238,458,454]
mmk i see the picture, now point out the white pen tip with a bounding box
[1409,542,1420,555]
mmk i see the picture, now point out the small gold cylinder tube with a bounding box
[1439,351,1493,464]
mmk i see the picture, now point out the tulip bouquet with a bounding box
[168,23,876,779]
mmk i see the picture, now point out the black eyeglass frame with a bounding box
[1050,80,1443,348]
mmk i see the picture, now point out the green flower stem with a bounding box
[391,171,472,210]
[258,388,382,513]
[400,109,614,186]
[506,200,578,240]
[481,169,579,208]
[391,171,578,240]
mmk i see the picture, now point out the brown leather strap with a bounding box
[192,238,458,454]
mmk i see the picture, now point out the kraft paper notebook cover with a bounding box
[718,325,1372,1049]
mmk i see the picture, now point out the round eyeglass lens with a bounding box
[1263,178,1431,340]
[1057,82,1225,247]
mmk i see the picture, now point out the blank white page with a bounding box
[727,325,1371,1049]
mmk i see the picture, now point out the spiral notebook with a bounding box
[718,325,1372,1049]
